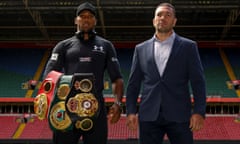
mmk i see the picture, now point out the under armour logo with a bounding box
[93,45,105,53]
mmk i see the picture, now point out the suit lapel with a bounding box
[162,35,182,77]
[148,38,161,79]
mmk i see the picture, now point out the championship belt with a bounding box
[64,73,99,131]
[48,74,73,131]
[34,71,63,120]
[34,71,100,132]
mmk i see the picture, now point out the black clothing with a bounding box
[76,2,96,16]
[44,35,122,97]
[139,111,193,144]
[53,104,108,144]
[44,35,122,144]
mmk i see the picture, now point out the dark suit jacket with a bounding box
[126,34,206,122]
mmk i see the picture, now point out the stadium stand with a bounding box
[200,48,237,98]
[0,48,45,98]
[0,114,240,142]
[225,48,240,79]
[0,116,19,139]
[1,48,238,98]
[1,48,240,144]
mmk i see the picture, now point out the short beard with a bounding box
[157,27,171,34]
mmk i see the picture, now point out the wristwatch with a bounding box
[114,101,122,107]
[114,101,123,113]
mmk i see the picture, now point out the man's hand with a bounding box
[126,114,138,131]
[108,103,122,124]
[189,114,204,131]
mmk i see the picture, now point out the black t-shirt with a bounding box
[44,35,122,97]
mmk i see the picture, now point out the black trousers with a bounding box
[139,113,193,144]
[52,105,107,144]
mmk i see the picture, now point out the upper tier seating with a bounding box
[0,48,239,98]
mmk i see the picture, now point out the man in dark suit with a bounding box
[126,2,206,144]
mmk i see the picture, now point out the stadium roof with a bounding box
[0,0,239,48]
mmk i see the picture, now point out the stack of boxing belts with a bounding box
[34,71,99,132]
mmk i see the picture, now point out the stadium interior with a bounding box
[0,0,240,144]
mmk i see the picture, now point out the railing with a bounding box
[0,97,240,114]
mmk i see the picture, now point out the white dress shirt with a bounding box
[154,32,175,76]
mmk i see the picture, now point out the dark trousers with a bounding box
[139,114,193,144]
[52,105,107,144]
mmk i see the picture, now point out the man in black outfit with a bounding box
[43,2,124,144]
